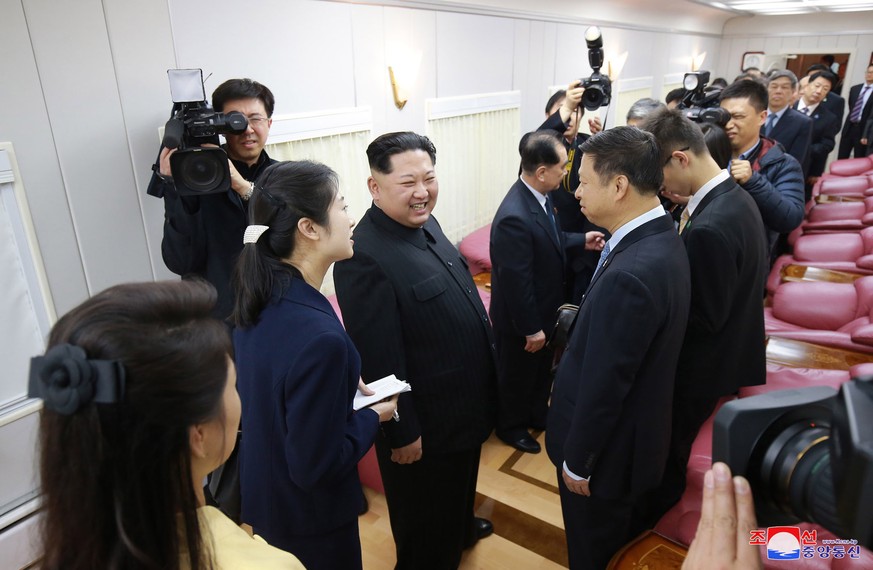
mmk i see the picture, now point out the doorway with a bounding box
[787,52,850,95]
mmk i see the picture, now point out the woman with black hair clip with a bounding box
[29,279,303,570]
[231,160,397,569]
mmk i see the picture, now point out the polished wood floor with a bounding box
[359,430,570,569]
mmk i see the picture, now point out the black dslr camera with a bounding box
[579,27,612,111]
[713,376,873,549]
[153,69,248,197]
[677,71,731,127]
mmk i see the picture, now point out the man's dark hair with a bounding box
[733,72,764,84]
[700,123,732,170]
[821,54,835,66]
[665,88,686,105]
[546,89,566,115]
[711,77,728,89]
[519,130,563,174]
[806,63,830,75]
[720,79,769,113]
[579,126,663,196]
[639,109,707,165]
[366,132,437,174]
[212,78,276,117]
[810,71,837,90]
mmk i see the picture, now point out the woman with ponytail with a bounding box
[30,279,303,569]
[231,160,396,569]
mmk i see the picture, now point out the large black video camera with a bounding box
[677,71,731,127]
[579,27,612,111]
[156,69,248,197]
[713,376,873,549]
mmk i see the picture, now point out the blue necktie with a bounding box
[545,196,560,242]
[764,113,777,136]
[593,242,610,277]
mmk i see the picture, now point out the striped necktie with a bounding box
[593,242,611,277]
[850,85,871,123]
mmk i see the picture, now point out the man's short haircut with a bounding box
[700,123,732,170]
[627,98,667,123]
[768,69,798,88]
[720,79,769,113]
[809,71,837,89]
[212,78,275,117]
[545,89,566,115]
[366,132,437,174]
[711,77,728,89]
[806,63,830,75]
[733,72,765,85]
[666,88,686,105]
[821,55,835,65]
[639,109,707,165]
[579,126,663,196]
[519,130,563,174]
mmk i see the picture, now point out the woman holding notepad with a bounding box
[232,161,397,570]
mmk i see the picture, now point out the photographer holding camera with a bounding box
[150,78,277,321]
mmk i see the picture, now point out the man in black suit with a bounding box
[490,131,604,454]
[763,70,813,175]
[637,109,769,528]
[545,127,691,570]
[806,63,845,125]
[539,80,608,301]
[334,132,496,570]
[796,71,842,193]
[839,64,873,159]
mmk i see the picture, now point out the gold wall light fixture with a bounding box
[389,66,407,110]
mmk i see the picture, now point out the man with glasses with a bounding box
[151,78,277,321]
[636,108,768,533]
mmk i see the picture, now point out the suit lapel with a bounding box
[518,183,562,254]
[683,178,734,240]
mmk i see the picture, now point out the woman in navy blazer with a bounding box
[231,161,397,569]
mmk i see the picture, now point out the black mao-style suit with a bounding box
[643,176,769,527]
[839,82,873,158]
[765,108,813,175]
[545,213,691,570]
[334,204,497,570]
[489,180,572,435]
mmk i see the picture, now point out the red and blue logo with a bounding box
[766,526,801,560]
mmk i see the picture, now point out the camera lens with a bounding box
[177,150,226,194]
[753,414,845,534]
[582,86,605,110]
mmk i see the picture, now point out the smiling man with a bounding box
[334,132,498,570]
[153,78,277,320]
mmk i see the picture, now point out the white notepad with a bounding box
[353,374,412,410]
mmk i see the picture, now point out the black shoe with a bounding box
[497,430,541,453]
[465,517,494,548]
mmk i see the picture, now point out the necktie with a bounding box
[679,207,691,234]
[764,112,777,136]
[850,85,871,123]
[800,106,810,116]
[545,196,560,242]
[593,242,610,278]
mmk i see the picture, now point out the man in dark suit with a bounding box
[545,127,691,570]
[796,71,842,194]
[839,64,873,159]
[806,63,845,125]
[490,131,604,454]
[538,80,608,301]
[763,70,813,175]
[334,132,497,570]
[637,109,769,528]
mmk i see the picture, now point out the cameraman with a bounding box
[152,78,277,320]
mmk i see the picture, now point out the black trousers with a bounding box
[495,331,554,433]
[838,121,868,159]
[376,438,481,570]
[557,468,637,570]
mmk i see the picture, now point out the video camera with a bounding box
[579,27,612,111]
[713,376,873,549]
[156,69,248,197]
[676,71,730,127]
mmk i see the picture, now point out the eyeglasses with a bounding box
[247,116,270,126]
[664,147,690,166]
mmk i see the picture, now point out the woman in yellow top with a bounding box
[28,280,303,570]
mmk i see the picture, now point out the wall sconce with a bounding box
[692,51,707,72]
[389,67,407,110]
[606,51,628,81]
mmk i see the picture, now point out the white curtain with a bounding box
[266,130,372,296]
[426,108,520,245]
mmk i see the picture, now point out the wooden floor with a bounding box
[359,431,570,569]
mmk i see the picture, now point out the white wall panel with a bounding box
[351,5,390,137]
[0,0,88,315]
[436,12,514,98]
[22,0,153,295]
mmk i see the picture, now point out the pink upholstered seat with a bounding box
[764,277,873,354]
[827,156,873,177]
[766,229,873,294]
[816,175,873,198]
[458,224,492,276]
